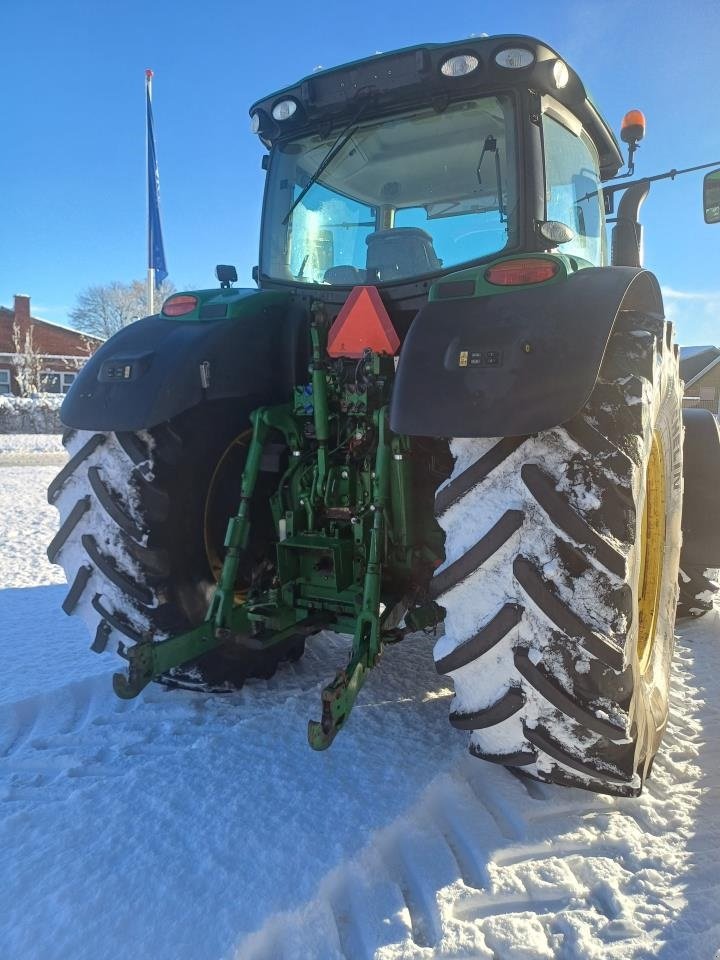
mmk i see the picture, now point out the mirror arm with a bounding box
[605,159,720,197]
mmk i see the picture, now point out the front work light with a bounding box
[539,220,574,245]
[215,264,238,287]
[494,47,535,69]
[272,99,298,121]
[162,294,198,317]
[440,53,480,77]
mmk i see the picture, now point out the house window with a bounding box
[0,370,10,395]
[40,372,61,393]
[40,371,76,394]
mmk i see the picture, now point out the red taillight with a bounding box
[162,294,198,317]
[485,259,559,286]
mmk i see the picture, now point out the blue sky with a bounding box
[1,0,718,344]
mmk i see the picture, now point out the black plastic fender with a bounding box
[389,266,664,438]
[681,408,720,566]
[61,293,309,432]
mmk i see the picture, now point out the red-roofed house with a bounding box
[0,294,102,396]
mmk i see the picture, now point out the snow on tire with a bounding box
[47,428,168,654]
[47,405,303,689]
[432,312,683,796]
[677,564,719,619]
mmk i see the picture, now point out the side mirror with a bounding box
[703,169,720,224]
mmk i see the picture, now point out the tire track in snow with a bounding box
[0,672,118,757]
[5,448,719,960]
[0,672,140,803]
[0,630,355,806]
[1,630,351,751]
[233,627,716,960]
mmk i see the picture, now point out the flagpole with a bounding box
[145,68,167,311]
[145,68,155,315]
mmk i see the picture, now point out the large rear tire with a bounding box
[47,402,303,688]
[432,312,683,796]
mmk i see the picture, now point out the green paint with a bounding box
[112,303,447,744]
[159,288,291,323]
[428,252,594,303]
[112,623,217,699]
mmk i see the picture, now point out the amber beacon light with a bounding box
[621,109,646,145]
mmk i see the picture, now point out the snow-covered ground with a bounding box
[2,442,719,960]
[0,432,65,468]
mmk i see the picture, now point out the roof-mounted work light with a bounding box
[494,47,535,69]
[271,99,298,121]
[552,60,569,89]
[440,53,479,77]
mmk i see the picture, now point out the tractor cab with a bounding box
[250,36,623,300]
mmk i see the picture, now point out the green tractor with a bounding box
[48,36,720,796]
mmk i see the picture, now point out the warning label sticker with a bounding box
[458,349,502,368]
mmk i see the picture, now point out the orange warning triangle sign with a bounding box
[327,286,400,359]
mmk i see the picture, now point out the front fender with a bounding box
[61,291,308,432]
[389,266,664,438]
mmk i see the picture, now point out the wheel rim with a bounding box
[637,431,666,673]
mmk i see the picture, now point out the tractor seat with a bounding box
[366,228,442,281]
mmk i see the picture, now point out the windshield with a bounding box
[261,95,517,286]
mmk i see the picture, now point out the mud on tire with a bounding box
[47,402,303,688]
[433,312,683,796]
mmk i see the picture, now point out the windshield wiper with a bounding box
[282,105,369,225]
[476,135,506,223]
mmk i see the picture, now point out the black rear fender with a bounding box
[389,266,664,438]
[681,408,720,567]
[61,293,309,432]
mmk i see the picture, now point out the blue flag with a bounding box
[146,77,167,284]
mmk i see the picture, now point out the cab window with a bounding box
[543,110,606,266]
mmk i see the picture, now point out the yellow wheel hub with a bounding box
[637,431,666,673]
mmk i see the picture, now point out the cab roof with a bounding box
[249,35,624,180]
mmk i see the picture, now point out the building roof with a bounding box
[679,345,720,384]
[0,305,102,344]
[680,345,715,360]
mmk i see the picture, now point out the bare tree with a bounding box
[11,319,45,397]
[69,279,176,339]
[80,334,99,360]
[64,334,98,372]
